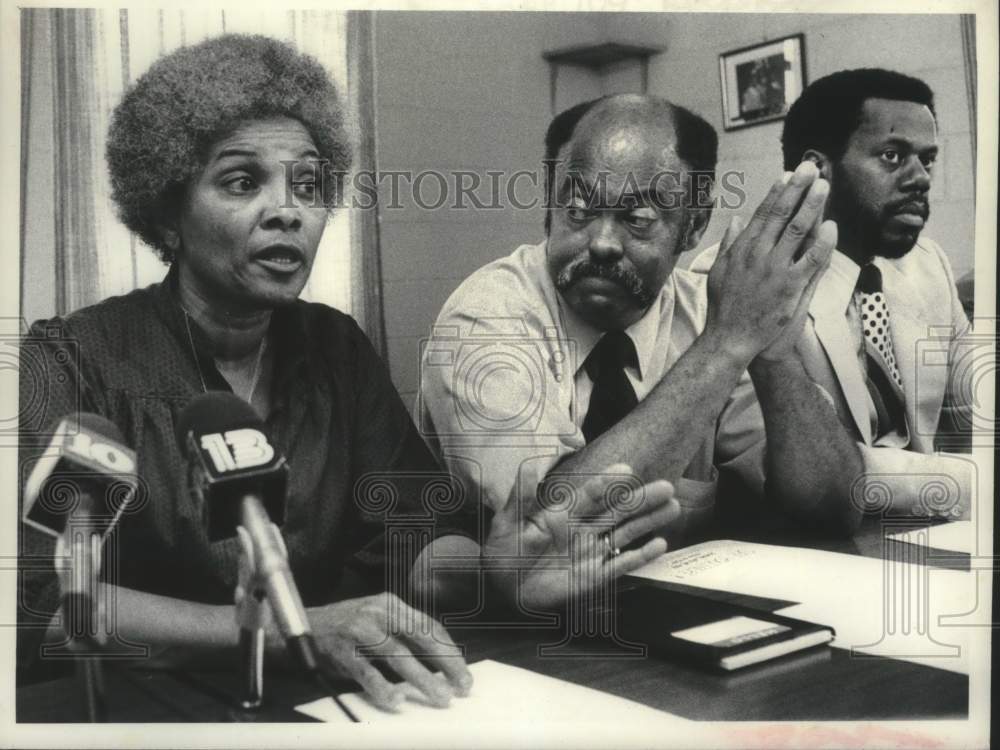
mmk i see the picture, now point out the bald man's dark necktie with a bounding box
[856,264,906,440]
[582,331,639,443]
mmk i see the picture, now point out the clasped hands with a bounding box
[706,160,838,365]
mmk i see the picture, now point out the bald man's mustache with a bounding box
[554,260,656,307]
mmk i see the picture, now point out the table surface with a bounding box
[17,517,970,723]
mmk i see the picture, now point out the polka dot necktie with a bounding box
[856,264,906,439]
[582,331,638,443]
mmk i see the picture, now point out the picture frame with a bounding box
[719,34,806,131]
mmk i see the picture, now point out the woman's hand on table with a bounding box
[305,593,472,711]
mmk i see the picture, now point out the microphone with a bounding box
[23,413,138,539]
[21,412,137,722]
[175,393,321,674]
[22,413,139,645]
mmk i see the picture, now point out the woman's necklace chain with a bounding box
[182,308,266,403]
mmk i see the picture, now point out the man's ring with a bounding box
[600,532,621,560]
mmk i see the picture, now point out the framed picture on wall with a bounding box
[720,34,805,131]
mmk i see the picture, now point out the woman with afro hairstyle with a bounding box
[18,33,476,710]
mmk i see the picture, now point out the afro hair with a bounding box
[106,34,352,263]
[781,68,935,172]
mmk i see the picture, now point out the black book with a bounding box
[617,582,834,672]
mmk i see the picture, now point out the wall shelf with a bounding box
[542,41,664,112]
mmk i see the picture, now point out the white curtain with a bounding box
[20,7,354,324]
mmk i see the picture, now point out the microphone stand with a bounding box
[57,519,109,722]
[235,527,267,710]
[77,653,108,723]
[234,505,357,721]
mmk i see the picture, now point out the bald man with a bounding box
[420,94,862,541]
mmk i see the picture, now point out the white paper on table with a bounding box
[886,521,974,555]
[629,540,974,674]
[295,659,696,724]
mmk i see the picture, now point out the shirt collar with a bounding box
[558,277,672,383]
[810,249,863,318]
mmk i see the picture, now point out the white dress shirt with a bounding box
[419,242,766,518]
